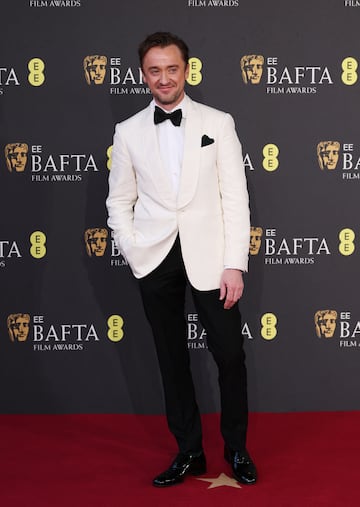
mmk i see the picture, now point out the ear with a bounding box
[141,68,147,84]
[185,63,189,81]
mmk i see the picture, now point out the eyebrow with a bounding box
[148,64,180,71]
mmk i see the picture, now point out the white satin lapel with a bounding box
[140,105,176,207]
[177,99,202,209]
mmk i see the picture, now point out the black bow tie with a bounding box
[154,106,182,127]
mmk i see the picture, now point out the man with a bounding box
[106,32,256,487]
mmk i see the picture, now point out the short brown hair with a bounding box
[138,32,189,69]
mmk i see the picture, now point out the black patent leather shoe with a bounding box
[152,452,207,487]
[224,446,257,485]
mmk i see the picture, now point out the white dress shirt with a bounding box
[152,96,187,195]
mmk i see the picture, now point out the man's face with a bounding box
[250,227,263,255]
[11,317,30,341]
[89,231,107,256]
[142,44,189,111]
[89,58,106,84]
[319,313,336,338]
[245,58,263,84]
[7,145,28,172]
[321,144,339,170]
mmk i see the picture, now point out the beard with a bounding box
[153,87,184,108]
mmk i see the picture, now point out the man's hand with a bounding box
[219,269,244,310]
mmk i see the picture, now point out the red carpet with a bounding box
[1,412,359,507]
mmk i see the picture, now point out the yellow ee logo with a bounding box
[28,58,45,87]
[341,57,358,86]
[261,313,277,340]
[186,57,202,86]
[30,231,46,258]
[262,144,279,172]
[107,145,113,170]
[339,228,355,256]
[107,315,124,342]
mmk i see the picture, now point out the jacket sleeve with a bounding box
[217,113,250,272]
[106,123,138,252]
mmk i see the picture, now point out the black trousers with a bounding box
[138,236,248,454]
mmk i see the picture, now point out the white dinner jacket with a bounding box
[106,95,250,290]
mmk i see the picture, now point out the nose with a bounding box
[159,71,170,84]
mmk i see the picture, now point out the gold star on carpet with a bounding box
[197,472,242,489]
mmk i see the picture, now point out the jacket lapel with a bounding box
[177,98,202,209]
[140,104,177,208]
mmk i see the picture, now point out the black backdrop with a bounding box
[1,0,360,414]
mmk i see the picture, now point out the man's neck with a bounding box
[154,93,186,112]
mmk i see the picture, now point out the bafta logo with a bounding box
[5,143,29,172]
[250,227,263,255]
[85,228,108,257]
[317,141,340,170]
[240,55,264,84]
[7,313,30,342]
[83,55,107,85]
[314,310,338,338]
